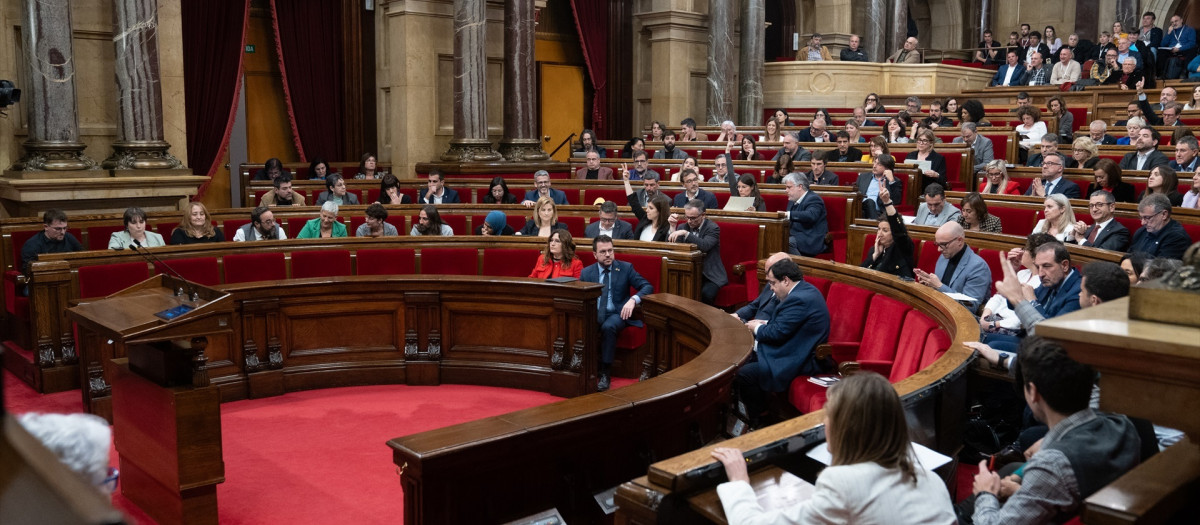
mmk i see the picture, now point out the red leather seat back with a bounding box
[420,248,477,275]
[87,225,125,251]
[291,250,352,279]
[890,310,938,382]
[481,249,541,278]
[713,221,760,307]
[917,240,943,274]
[988,206,1039,235]
[855,295,912,367]
[356,249,415,276]
[78,262,149,299]
[155,257,221,286]
[920,328,952,368]
[223,252,286,284]
[803,275,832,297]
[826,283,873,344]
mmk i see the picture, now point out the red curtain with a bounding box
[569,0,608,138]
[270,0,345,162]
[182,0,250,200]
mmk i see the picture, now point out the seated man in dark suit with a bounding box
[983,241,1083,352]
[737,258,831,423]
[854,154,905,220]
[914,222,992,309]
[828,131,863,163]
[671,168,720,210]
[806,151,839,186]
[1129,194,1192,259]
[1024,153,1082,198]
[990,50,1026,87]
[581,235,654,391]
[1026,134,1077,168]
[783,173,828,257]
[1088,120,1118,145]
[1170,136,1199,172]
[1118,127,1170,172]
[733,252,791,322]
[418,170,461,204]
[20,208,83,296]
[668,199,727,305]
[521,170,569,206]
[1071,190,1130,251]
[584,201,634,240]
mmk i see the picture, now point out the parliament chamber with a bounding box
[4,1,1200,524]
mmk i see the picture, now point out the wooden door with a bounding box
[539,64,584,162]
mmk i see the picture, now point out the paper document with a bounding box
[906,159,932,172]
[945,292,979,304]
[756,470,817,511]
[805,442,952,471]
[723,196,757,211]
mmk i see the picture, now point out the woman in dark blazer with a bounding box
[905,129,948,192]
[1087,158,1137,203]
[860,182,914,279]
[623,171,671,241]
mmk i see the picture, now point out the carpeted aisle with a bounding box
[4,370,563,524]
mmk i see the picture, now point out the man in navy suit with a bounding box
[738,258,831,422]
[984,241,1083,352]
[1170,136,1199,172]
[1118,128,1170,172]
[521,170,569,206]
[584,201,634,240]
[668,199,727,305]
[1024,153,1082,198]
[581,235,654,391]
[914,222,992,310]
[671,169,719,210]
[1072,190,1130,251]
[1129,194,1192,259]
[733,252,790,322]
[990,50,1026,86]
[418,170,461,204]
[784,173,828,257]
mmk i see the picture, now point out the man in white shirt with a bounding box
[232,206,287,241]
[1072,191,1130,251]
[1118,128,1170,171]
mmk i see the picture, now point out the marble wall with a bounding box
[0,0,187,172]
[762,61,995,109]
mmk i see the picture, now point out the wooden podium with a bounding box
[67,275,233,525]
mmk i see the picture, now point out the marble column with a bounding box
[497,0,548,161]
[979,0,990,41]
[890,0,909,58]
[864,0,887,66]
[102,0,183,170]
[11,0,98,171]
[737,0,764,126]
[705,0,734,125]
[441,0,501,162]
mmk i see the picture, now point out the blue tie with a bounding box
[599,268,611,321]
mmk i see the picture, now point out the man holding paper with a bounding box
[914,222,992,310]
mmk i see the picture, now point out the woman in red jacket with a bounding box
[528,229,583,279]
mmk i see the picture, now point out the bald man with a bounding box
[889,37,922,64]
[733,252,792,322]
[912,222,993,309]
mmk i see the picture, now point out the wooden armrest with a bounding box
[837,362,862,375]
[814,343,833,361]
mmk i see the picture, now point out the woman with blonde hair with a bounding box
[1032,194,1076,241]
[528,229,583,279]
[978,160,1021,195]
[862,135,890,163]
[170,202,225,244]
[517,196,567,237]
[712,372,956,524]
[760,117,782,142]
[1071,136,1100,169]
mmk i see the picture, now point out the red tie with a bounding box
[1087,225,1100,245]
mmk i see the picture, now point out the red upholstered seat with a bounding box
[356,249,415,276]
[713,222,761,308]
[761,194,789,212]
[291,250,352,279]
[890,310,938,382]
[481,248,541,277]
[6,231,47,320]
[920,328,952,369]
[988,206,1038,235]
[285,218,310,239]
[420,248,477,275]
[559,216,586,237]
[78,262,150,299]
[577,250,596,267]
[223,252,286,284]
[87,225,125,251]
[803,275,831,296]
[1185,224,1200,244]
[584,188,630,207]
[849,295,912,375]
[976,248,1005,295]
[825,283,873,354]
[156,257,220,286]
[223,219,251,237]
[817,195,850,263]
[349,216,366,234]
[156,222,180,239]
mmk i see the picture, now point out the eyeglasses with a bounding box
[1088,202,1113,209]
[102,467,119,493]
[917,139,932,144]
[1042,162,1063,167]
[1139,210,1165,221]
[935,239,958,249]
[48,226,69,232]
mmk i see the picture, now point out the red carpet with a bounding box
[4,370,563,524]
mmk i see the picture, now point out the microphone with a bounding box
[129,241,200,302]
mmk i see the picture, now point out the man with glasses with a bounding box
[581,235,654,391]
[784,173,828,257]
[20,209,82,296]
[1027,134,1077,168]
[232,206,287,241]
[1161,15,1196,79]
[1025,153,1081,198]
[953,123,995,174]
[1129,193,1191,259]
[1088,120,1117,145]
[852,106,877,127]
[1072,190,1130,251]
[709,154,732,183]
[521,170,569,206]
[584,201,633,240]
[668,200,727,305]
[673,169,719,210]
[1118,127,1169,172]
[913,221,992,310]
[627,151,659,182]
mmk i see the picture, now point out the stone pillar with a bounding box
[737,0,764,126]
[890,0,909,57]
[497,0,548,161]
[864,0,887,64]
[1114,0,1137,32]
[102,0,183,170]
[979,0,990,41]
[441,0,501,162]
[705,0,735,125]
[11,0,97,172]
